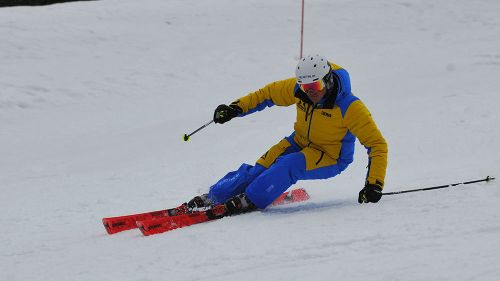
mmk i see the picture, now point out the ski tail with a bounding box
[270,187,310,206]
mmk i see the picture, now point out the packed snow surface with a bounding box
[1,0,500,280]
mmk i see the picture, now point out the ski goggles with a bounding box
[299,79,326,93]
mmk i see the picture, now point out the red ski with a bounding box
[137,188,310,236]
[103,188,309,235]
[102,204,189,234]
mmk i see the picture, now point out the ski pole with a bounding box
[382,176,495,195]
[183,120,214,141]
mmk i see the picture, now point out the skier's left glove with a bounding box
[213,104,243,124]
[358,183,383,204]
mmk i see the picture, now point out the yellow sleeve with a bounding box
[231,78,297,113]
[344,100,388,187]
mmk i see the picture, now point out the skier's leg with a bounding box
[208,134,300,204]
[245,147,351,209]
[207,163,265,204]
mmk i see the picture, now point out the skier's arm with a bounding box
[344,100,388,188]
[230,77,297,116]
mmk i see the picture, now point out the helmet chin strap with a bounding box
[323,69,335,91]
[322,70,339,105]
[323,71,335,95]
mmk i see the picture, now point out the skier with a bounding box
[188,54,388,215]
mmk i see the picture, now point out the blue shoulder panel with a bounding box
[335,68,351,96]
[336,93,359,117]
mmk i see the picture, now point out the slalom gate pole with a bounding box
[183,120,213,141]
[382,176,495,196]
[300,0,305,59]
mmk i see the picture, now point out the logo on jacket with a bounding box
[297,101,306,111]
[321,111,332,118]
[260,151,269,160]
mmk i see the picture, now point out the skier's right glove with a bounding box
[213,104,242,124]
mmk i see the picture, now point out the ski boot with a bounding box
[224,193,257,215]
[187,193,213,212]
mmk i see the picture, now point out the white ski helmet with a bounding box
[295,54,330,84]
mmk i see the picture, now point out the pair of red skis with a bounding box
[102,188,310,236]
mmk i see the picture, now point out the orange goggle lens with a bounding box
[299,80,325,92]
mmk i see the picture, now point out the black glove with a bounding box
[213,104,242,124]
[358,183,383,204]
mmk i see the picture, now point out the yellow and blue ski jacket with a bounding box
[230,62,388,188]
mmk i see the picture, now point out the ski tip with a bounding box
[102,217,137,235]
[102,219,113,235]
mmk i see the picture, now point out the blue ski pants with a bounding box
[208,133,352,209]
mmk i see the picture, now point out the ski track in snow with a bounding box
[1,0,500,280]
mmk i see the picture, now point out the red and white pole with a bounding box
[300,0,305,59]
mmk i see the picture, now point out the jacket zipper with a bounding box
[315,151,325,165]
[306,104,317,146]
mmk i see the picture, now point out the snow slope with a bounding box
[1,0,500,280]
